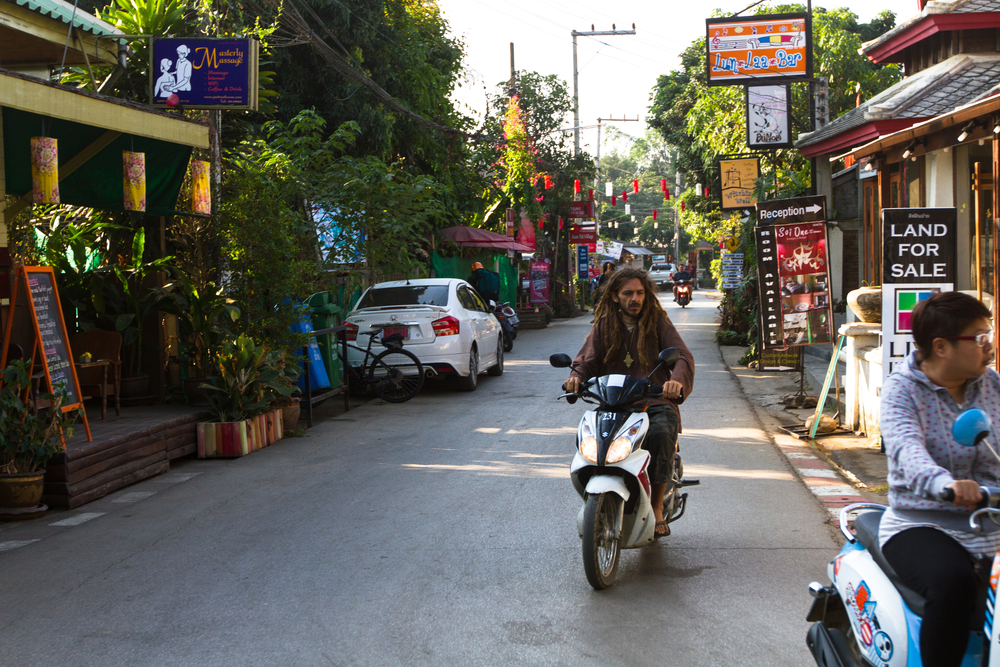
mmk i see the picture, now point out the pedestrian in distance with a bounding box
[564,267,695,538]
[467,261,500,305]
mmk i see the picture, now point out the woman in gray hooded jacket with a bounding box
[880,291,1000,666]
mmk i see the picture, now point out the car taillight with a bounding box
[345,323,359,341]
[432,316,460,336]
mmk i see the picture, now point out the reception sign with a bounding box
[150,38,259,109]
[881,208,956,375]
[706,13,811,87]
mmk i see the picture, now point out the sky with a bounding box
[437,0,919,155]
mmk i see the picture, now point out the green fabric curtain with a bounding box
[3,107,193,217]
[431,251,516,305]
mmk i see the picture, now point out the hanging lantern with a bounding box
[705,186,710,198]
[574,179,581,194]
[191,160,212,214]
[660,178,667,191]
[625,204,631,214]
[654,222,659,229]
[605,182,613,197]
[696,183,703,197]
[622,191,628,202]
[611,194,617,206]
[588,188,594,200]
[632,179,639,193]
[681,201,686,211]
[544,174,552,189]
[538,217,544,229]
[614,221,619,229]
[664,188,671,201]
[559,217,564,230]
[30,137,60,204]
[653,210,658,221]
[123,151,146,212]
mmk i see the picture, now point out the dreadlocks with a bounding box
[592,268,668,371]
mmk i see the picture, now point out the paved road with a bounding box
[0,292,835,666]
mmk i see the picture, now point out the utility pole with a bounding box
[572,25,636,155]
[593,116,639,236]
[675,150,683,264]
[508,43,516,97]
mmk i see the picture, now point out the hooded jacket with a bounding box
[881,350,1000,536]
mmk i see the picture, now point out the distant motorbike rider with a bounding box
[671,267,692,302]
[564,268,695,538]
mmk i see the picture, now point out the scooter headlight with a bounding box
[606,423,641,464]
[580,436,598,463]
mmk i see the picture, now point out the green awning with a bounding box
[3,106,193,217]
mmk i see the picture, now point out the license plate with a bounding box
[381,326,408,339]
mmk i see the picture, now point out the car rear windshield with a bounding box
[651,264,672,272]
[356,285,450,309]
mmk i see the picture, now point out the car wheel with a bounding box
[457,346,479,392]
[487,337,504,376]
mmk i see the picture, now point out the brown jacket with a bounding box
[569,313,695,429]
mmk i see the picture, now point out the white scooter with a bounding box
[807,409,1000,666]
[549,348,698,590]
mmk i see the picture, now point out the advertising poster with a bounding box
[150,38,258,109]
[746,84,793,149]
[529,259,550,304]
[755,224,782,348]
[881,208,956,375]
[775,221,833,347]
[721,252,744,289]
[705,13,811,87]
[718,156,760,210]
[577,245,589,280]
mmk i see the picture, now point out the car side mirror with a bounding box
[658,348,680,369]
[549,353,573,368]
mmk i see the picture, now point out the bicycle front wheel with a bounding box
[368,348,424,403]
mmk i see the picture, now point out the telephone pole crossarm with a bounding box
[572,26,637,156]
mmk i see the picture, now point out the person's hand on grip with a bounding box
[564,375,582,394]
[662,380,683,399]
[946,480,983,509]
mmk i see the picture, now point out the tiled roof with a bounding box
[9,0,119,36]
[796,54,1000,149]
[953,0,1000,12]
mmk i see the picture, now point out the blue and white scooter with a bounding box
[807,409,1000,667]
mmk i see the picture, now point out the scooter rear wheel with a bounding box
[582,493,623,590]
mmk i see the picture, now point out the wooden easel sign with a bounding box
[0,266,91,441]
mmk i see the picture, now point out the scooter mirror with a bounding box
[954,408,992,447]
[658,348,680,368]
[549,353,573,368]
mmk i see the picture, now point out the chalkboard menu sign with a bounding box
[26,271,79,404]
[0,266,91,441]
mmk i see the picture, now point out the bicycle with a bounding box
[339,327,424,403]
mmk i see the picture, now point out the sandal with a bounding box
[654,520,671,539]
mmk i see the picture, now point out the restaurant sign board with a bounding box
[705,13,812,87]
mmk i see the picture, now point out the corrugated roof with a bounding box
[10,0,120,36]
[796,54,1000,149]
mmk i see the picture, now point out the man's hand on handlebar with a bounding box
[564,375,582,394]
[946,480,984,510]
[662,380,683,400]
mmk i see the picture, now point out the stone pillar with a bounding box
[840,322,881,434]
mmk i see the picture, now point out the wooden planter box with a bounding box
[197,409,284,458]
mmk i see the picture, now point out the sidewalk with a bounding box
[719,343,888,519]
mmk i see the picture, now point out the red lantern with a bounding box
[653,210,658,221]
[574,180,581,194]
[622,191,628,202]
[544,174,552,189]
[538,218,544,229]
[681,201,686,211]
[633,179,639,193]
[588,188,593,200]
[559,217,564,230]
[704,186,709,197]
[611,195,617,206]
[664,188,671,201]
[660,178,667,191]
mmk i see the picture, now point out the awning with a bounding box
[623,245,654,256]
[2,70,210,217]
[438,225,533,252]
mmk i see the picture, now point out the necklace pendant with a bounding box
[624,352,633,368]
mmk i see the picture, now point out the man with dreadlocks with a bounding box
[564,267,695,539]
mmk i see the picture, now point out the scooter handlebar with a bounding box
[937,485,1000,508]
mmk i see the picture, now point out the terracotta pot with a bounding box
[281,398,301,431]
[847,287,882,323]
[0,470,47,520]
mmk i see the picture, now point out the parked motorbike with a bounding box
[492,301,518,351]
[807,409,1000,666]
[674,279,692,308]
[550,348,698,590]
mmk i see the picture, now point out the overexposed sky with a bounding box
[439,0,919,151]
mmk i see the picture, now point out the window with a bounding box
[356,285,450,309]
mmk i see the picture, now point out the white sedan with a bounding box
[343,278,503,391]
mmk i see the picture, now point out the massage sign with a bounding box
[881,208,957,375]
[755,196,833,349]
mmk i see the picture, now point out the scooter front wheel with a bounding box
[582,492,623,590]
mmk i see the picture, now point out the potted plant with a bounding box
[0,359,76,519]
[156,270,240,404]
[269,350,303,431]
[196,334,292,457]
